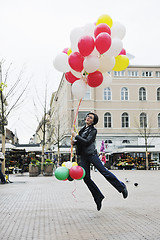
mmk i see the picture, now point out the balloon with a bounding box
[83,55,100,73]
[78,36,95,57]
[62,48,69,54]
[72,162,78,167]
[98,55,115,73]
[119,48,126,55]
[104,38,123,57]
[69,166,84,179]
[65,71,80,84]
[112,55,129,71]
[95,32,111,54]
[72,79,87,99]
[65,161,73,169]
[70,69,82,78]
[55,167,69,180]
[68,52,84,72]
[77,167,86,180]
[101,72,112,87]
[83,23,95,37]
[111,22,126,40]
[87,71,103,87]
[70,27,85,52]
[67,48,72,56]
[94,23,111,38]
[53,52,70,73]
[96,14,113,28]
[62,162,66,167]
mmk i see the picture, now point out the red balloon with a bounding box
[78,36,95,57]
[65,71,80,84]
[69,166,83,180]
[95,32,111,54]
[68,52,84,72]
[87,71,103,87]
[94,23,111,38]
[119,48,126,55]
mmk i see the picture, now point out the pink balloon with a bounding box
[119,48,126,55]
[94,23,111,38]
[62,48,69,54]
[87,71,103,87]
[65,71,80,84]
[69,166,83,179]
[78,36,95,57]
[68,52,84,72]
[95,32,111,54]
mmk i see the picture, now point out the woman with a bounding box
[72,112,128,211]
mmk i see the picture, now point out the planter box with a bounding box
[43,165,54,176]
[29,164,40,177]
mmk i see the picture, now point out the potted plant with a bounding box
[29,159,40,177]
[43,159,54,176]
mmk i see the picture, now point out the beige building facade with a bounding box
[50,65,160,162]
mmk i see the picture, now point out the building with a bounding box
[50,65,160,165]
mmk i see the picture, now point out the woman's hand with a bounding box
[71,131,77,138]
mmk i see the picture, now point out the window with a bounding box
[83,86,91,100]
[104,112,112,128]
[157,88,160,101]
[114,71,125,77]
[140,112,147,128]
[158,113,160,128]
[156,71,160,77]
[122,112,129,128]
[139,87,146,101]
[121,87,128,100]
[128,71,139,77]
[78,111,89,127]
[105,140,112,144]
[122,140,130,143]
[142,71,153,77]
[104,87,111,100]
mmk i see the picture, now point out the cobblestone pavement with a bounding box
[0,170,160,240]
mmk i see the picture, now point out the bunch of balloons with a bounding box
[55,161,85,181]
[54,14,129,99]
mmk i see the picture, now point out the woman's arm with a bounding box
[75,129,97,146]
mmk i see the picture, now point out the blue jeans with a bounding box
[80,154,125,202]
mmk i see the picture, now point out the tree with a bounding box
[0,61,29,174]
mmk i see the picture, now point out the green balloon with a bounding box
[77,167,86,180]
[55,167,69,180]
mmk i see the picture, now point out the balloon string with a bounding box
[70,98,82,162]
[72,180,77,201]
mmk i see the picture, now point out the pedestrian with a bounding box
[101,152,106,166]
[0,152,6,184]
[71,112,128,211]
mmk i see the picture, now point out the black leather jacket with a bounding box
[74,125,97,156]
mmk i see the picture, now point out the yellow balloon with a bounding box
[67,48,72,56]
[72,162,78,167]
[96,14,113,28]
[62,162,66,167]
[112,55,129,71]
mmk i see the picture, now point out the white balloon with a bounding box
[72,79,87,99]
[90,48,100,57]
[99,55,115,72]
[105,38,123,57]
[83,56,100,73]
[70,69,82,78]
[83,23,95,38]
[53,52,70,73]
[65,161,73,169]
[111,22,126,40]
[70,27,85,52]
[102,73,112,87]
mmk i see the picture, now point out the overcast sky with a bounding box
[0,0,160,143]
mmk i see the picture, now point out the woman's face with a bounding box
[85,114,94,126]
